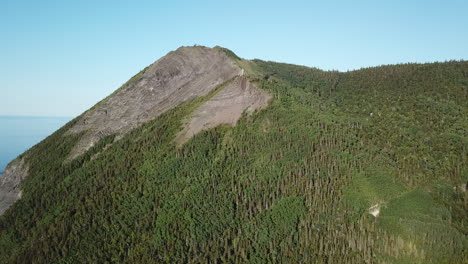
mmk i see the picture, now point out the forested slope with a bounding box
[0,47,466,263]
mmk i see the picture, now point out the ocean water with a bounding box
[0,116,71,174]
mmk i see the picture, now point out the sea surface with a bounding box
[0,116,71,174]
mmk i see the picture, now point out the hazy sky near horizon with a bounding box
[1,0,467,117]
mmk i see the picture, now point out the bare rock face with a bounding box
[0,158,28,215]
[67,46,242,159]
[176,76,271,145]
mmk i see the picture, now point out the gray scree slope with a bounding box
[0,158,28,215]
[176,76,271,145]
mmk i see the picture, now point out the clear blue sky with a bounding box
[1,0,467,117]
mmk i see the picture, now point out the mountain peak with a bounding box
[66,45,255,159]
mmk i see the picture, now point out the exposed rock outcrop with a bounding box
[0,158,28,215]
[176,76,271,145]
[67,46,242,159]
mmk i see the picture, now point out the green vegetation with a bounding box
[0,55,466,263]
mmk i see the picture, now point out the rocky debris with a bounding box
[176,76,271,145]
[67,46,242,159]
[369,203,381,217]
[0,158,28,215]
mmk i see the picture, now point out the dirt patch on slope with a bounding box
[176,76,271,145]
[369,203,381,217]
[0,158,28,215]
[67,46,241,159]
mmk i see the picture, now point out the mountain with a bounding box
[0,46,466,263]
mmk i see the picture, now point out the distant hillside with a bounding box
[0,46,466,264]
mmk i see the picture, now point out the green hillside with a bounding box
[0,50,466,263]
